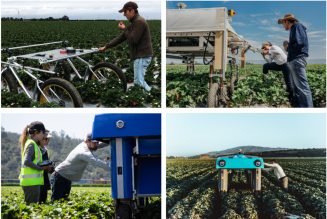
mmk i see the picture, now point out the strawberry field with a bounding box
[1,20,161,107]
[1,186,160,219]
[166,64,326,108]
[166,158,326,219]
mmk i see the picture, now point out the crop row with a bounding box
[168,178,217,219]
[166,169,217,209]
[166,64,326,107]
[284,167,325,181]
[263,172,326,217]
[167,159,326,219]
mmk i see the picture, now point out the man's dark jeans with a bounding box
[51,172,72,202]
[263,62,294,105]
[288,57,313,107]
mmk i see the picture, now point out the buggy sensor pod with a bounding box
[66,47,76,54]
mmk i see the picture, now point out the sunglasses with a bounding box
[91,140,99,144]
[43,138,49,141]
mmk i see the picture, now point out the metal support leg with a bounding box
[9,66,32,98]
[186,57,195,75]
[67,58,82,79]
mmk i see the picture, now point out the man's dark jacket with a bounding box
[288,22,309,62]
[106,14,153,60]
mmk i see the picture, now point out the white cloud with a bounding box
[1,0,161,19]
[260,26,284,32]
[307,30,325,38]
[274,11,281,17]
[249,12,275,18]
[245,39,262,50]
[300,21,311,29]
[233,21,247,27]
[266,34,288,41]
[260,19,270,25]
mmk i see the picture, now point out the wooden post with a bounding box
[218,169,228,192]
[214,31,227,72]
[251,169,261,191]
[240,48,246,68]
[209,63,214,85]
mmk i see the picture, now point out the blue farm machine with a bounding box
[216,152,264,192]
[92,113,161,219]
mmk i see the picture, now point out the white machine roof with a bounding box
[167,8,237,35]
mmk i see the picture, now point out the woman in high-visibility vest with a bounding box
[19,121,53,204]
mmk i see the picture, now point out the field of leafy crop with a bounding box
[1,20,161,107]
[1,186,161,219]
[1,186,113,218]
[166,158,326,219]
[166,64,326,108]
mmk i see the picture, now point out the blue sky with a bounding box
[167,1,326,62]
[167,113,326,156]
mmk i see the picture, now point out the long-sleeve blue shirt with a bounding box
[288,23,309,62]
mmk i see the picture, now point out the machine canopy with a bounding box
[167,8,240,40]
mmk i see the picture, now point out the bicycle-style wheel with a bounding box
[88,62,127,91]
[1,69,18,92]
[38,78,83,107]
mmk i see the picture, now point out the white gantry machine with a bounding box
[166,7,260,107]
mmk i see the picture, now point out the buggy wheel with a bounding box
[1,69,18,92]
[88,62,127,91]
[38,78,83,107]
[208,83,218,108]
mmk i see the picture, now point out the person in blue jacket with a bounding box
[278,14,313,107]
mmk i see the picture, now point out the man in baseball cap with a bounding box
[51,133,110,202]
[118,1,138,13]
[99,1,153,92]
[278,13,313,107]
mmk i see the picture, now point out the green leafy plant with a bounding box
[166,64,326,108]
[166,158,326,218]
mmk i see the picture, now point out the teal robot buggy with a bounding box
[216,152,264,192]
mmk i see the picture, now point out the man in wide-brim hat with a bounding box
[277,13,299,25]
[277,13,313,107]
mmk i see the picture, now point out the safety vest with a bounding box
[19,139,44,186]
